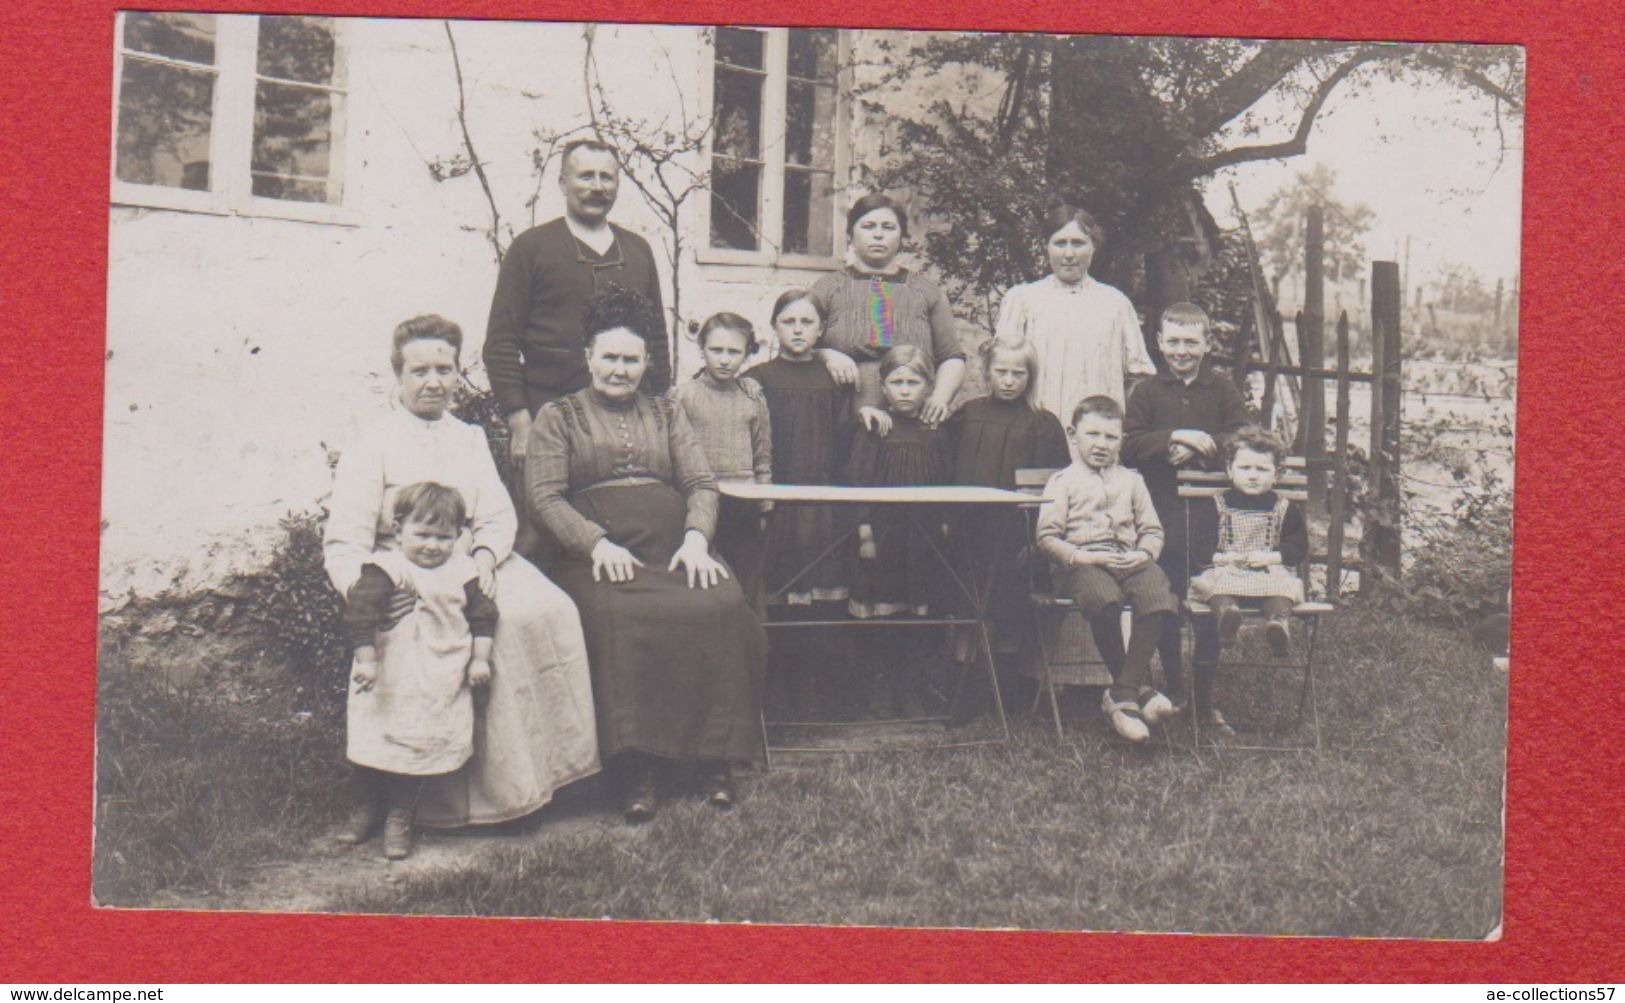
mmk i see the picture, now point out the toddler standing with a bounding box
[338,482,497,859]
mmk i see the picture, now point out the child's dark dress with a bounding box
[841,412,955,618]
[751,356,855,604]
[948,396,1072,628]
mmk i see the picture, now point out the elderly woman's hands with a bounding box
[591,537,645,583]
[669,529,731,590]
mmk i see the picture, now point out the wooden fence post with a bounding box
[1363,261,1404,593]
[1232,310,1256,394]
[1301,206,1327,511]
[1262,308,1281,428]
[1326,310,1352,597]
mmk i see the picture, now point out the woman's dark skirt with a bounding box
[550,481,768,765]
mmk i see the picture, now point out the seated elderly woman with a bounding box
[526,286,767,822]
[323,314,600,836]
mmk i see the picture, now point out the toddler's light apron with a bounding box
[347,550,477,776]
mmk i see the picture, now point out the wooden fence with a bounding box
[1227,198,1404,598]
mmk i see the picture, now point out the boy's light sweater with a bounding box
[1035,461,1165,565]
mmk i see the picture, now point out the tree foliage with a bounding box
[872,35,1524,326]
[1253,164,1376,294]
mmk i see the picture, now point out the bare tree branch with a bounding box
[1412,49,1525,112]
[444,21,506,264]
[1170,46,1389,182]
[994,36,1035,145]
[1185,39,1350,138]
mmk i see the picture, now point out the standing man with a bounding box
[485,139,670,478]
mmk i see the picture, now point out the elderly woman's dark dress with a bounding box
[526,388,768,765]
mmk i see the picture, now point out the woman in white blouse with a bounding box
[323,315,599,830]
[993,204,1156,416]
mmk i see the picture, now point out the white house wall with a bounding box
[101,17,891,606]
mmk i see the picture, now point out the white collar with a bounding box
[566,215,616,254]
[1047,274,1096,294]
[393,394,451,432]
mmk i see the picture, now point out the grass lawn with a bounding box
[94,604,1505,937]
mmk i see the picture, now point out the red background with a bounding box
[2,0,1620,983]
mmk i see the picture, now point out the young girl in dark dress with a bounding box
[750,290,855,715]
[842,345,955,717]
[750,290,855,605]
[949,338,1072,651]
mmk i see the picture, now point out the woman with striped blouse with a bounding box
[808,193,967,432]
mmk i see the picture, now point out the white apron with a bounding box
[347,550,478,776]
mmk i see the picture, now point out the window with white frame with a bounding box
[706,26,845,266]
[112,12,351,221]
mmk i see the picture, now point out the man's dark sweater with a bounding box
[484,218,670,415]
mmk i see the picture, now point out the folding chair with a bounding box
[1177,457,1334,750]
[1014,468,1115,740]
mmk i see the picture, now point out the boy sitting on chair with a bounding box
[1036,395,1180,743]
[1122,302,1249,725]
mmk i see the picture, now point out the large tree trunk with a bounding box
[1044,36,1207,298]
[1143,244,1199,369]
[1045,36,1161,289]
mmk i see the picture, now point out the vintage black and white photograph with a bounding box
[95,14,1521,936]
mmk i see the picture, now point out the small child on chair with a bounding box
[1036,395,1180,743]
[1188,425,1308,664]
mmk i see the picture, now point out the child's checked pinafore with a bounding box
[1188,493,1306,604]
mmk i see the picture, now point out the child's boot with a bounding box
[335,767,385,845]
[1156,621,1185,711]
[383,778,422,860]
[1193,661,1235,739]
[1265,616,1292,658]
[1212,597,1243,647]
[383,807,415,860]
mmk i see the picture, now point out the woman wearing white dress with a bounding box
[994,204,1156,416]
[323,314,600,829]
